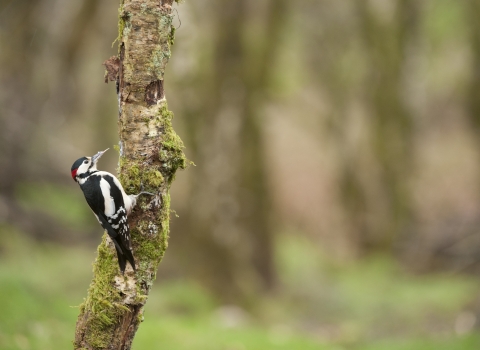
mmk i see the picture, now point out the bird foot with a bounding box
[136,191,155,197]
[137,183,155,197]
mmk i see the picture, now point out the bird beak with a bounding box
[92,148,109,164]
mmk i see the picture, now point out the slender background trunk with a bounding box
[170,0,288,302]
[354,0,418,252]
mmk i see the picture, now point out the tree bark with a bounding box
[74,0,185,349]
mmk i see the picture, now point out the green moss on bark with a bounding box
[117,103,186,191]
[131,192,170,267]
[121,7,174,86]
[75,235,128,349]
[157,104,187,180]
[169,26,176,46]
[118,162,164,194]
[75,191,174,348]
[116,3,130,49]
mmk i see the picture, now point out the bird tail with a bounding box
[112,237,136,273]
[113,243,127,274]
[123,246,136,272]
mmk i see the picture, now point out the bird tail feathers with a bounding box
[113,243,127,273]
[113,237,136,273]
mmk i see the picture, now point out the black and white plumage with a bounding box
[71,149,150,274]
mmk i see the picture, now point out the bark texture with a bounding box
[74,0,185,349]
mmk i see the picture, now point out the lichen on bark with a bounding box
[74,0,185,349]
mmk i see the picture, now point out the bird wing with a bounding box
[81,174,136,272]
[102,174,132,249]
[81,176,110,229]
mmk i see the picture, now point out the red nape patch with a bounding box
[71,169,78,180]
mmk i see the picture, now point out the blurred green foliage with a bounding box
[16,182,94,229]
[1,226,479,350]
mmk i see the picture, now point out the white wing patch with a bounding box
[96,171,133,214]
[99,178,115,217]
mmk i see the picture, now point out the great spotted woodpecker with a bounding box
[71,149,152,274]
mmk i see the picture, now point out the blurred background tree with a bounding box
[2,0,480,349]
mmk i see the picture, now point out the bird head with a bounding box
[71,148,108,182]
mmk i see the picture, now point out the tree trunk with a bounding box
[170,0,287,302]
[355,0,418,251]
[468,0,480,132]
[74,0,185,349]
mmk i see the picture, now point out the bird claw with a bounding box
[137,182,155,196]
[137,183,155,197]
[138,191,155,196]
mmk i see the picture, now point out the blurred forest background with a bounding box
[1,0,480,349]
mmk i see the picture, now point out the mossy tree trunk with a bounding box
[74,0,185,349]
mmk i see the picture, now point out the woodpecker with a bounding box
[71,148,152,274]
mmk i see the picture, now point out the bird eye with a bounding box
[84,160,88,164]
